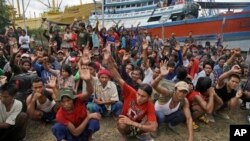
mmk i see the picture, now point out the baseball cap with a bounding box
[175,81,189,93]
[21,53,30,58]
[57,50,64,54]
[58,88,76,101]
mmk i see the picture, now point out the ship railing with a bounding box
[105,0,142,4]
[90,3,185,19]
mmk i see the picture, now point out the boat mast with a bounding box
[102,0,104,28]
[52,0,56,12]
[21,0,27,32]
[16,0,21,17]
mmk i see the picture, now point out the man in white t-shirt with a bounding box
[18,29,30,52]
[26,76,58,122]
[0,83,28,141]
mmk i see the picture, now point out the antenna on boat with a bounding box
[102,0,104,28]
[16,0,22,18]
[21,0,27,33]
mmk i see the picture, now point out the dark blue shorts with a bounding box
[52,119,100,141]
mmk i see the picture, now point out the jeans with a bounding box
[156,109,185,126]
[52,119,100,141]
[87,101,123,117]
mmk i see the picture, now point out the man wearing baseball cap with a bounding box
[52,66,101,141]
[152,67,193,141]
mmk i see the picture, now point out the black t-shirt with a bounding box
[215,84,236,102]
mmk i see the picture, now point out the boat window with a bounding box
[148,1,153,5]
[126,5,130,8]
[147,16,162,22]
[136,3,141,7]
[131,4,135,7]
[116,6,120,8]
[142,3,147,6]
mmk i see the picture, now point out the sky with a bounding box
[7,0,250,18]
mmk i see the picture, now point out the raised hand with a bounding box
[12,46,20,54]
[79,65,92,81]
[48,42,53,48]
[231,65,241,74]
[233,48,241,56]
[107,56,117,68]
[103,45,112,62]
[30,54,37,62]
[78,50,83,57]
[122,53,130,61]
[160,61,169,76]
[114,40,120,47]
[46,76,57,88]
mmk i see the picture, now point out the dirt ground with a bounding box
[25,107,250,141]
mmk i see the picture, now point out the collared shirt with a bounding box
[94,80,119,102]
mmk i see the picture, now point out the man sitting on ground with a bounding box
[52,64,101,141]
[0,83,28,141]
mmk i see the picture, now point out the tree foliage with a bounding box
[0,0,11,32]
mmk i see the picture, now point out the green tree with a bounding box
[0,0,11,32]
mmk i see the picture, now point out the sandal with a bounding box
[193,121,199,130]
[199,115,209,124]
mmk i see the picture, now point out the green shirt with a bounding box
[0,68,4,75]
[74,71,80,81]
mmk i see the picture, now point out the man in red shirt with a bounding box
[105,54,158,141]
[52,66,101,141]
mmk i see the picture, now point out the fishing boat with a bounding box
[10,0,100,29]
[89,0,250,51]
